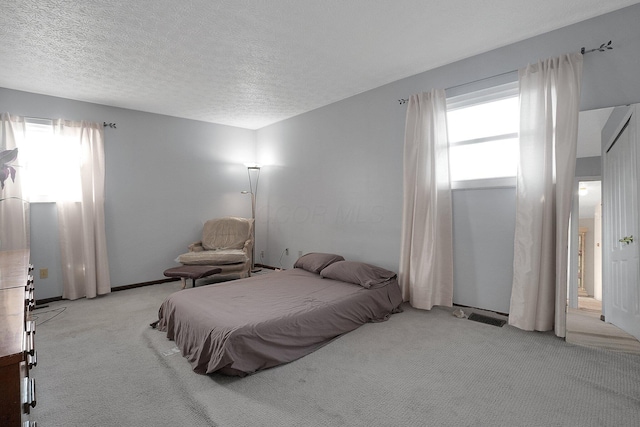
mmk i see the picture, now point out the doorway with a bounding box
[565,105,640,353]
[567,180,639,353]
[576,180,602,313]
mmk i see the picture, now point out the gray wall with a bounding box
[255,88,404,269]
[256,4,640,313]
[0,89,255,299]
[2,4,639,310]
[576,156,601,177]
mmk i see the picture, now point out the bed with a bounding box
[155,253,403,376]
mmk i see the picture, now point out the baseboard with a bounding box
[34,269,276,305]
[111,277,179,292]
[34,277,180,306]
[255,263,278,270]
[35,296,63,305]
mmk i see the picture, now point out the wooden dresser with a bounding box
[0,249,38,426]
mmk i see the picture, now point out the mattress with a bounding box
[156,267,403,376]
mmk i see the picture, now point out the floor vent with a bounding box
[468,313,506,327]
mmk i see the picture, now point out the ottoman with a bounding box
[163,265,223,289]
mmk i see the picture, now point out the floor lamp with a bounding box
[242,164,261,272]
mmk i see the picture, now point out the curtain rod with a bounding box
[398,40,613,105]
[23,116,117,128]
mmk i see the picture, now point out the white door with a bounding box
[604,106,640,340]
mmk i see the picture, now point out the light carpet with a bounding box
[33,281,640,426]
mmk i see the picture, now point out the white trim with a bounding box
[451,176,516,190]
[449,132,519,147]
[445,70,518,100]
[446,80,519,111]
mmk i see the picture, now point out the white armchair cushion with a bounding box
[178,249,248,265]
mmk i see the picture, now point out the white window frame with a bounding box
[446,79,519,190]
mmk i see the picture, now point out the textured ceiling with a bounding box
[1,1,638,129]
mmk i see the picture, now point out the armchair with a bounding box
[177,217,254,278]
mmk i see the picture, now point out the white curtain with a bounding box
[0,114,28,250]
[509,52,583,335]
[55,120,111,300]
[399,90,453,310]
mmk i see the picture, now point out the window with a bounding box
[19,119,82,202]
[446,81,519,188]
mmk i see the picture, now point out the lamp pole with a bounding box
[244,165,260,272]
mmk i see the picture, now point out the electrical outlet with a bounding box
[260,250,264,258]
[40,268,48,279]
[298,250,303,258]
[285,248,289,256]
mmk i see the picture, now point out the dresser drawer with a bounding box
[1,251,38,427]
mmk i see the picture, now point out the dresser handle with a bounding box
[30,378,37,408]
[22,377,37,411]
[24,331,35,356]
[25,275,34,292]
[28,351,38,369]
[26,319,36,335]
[25,288,35,311]
[25,288,35,305]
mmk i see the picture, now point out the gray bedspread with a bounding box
[156,268,403,376]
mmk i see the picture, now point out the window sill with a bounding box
[451,177,516,190]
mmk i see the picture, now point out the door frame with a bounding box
[569,176,601,310]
